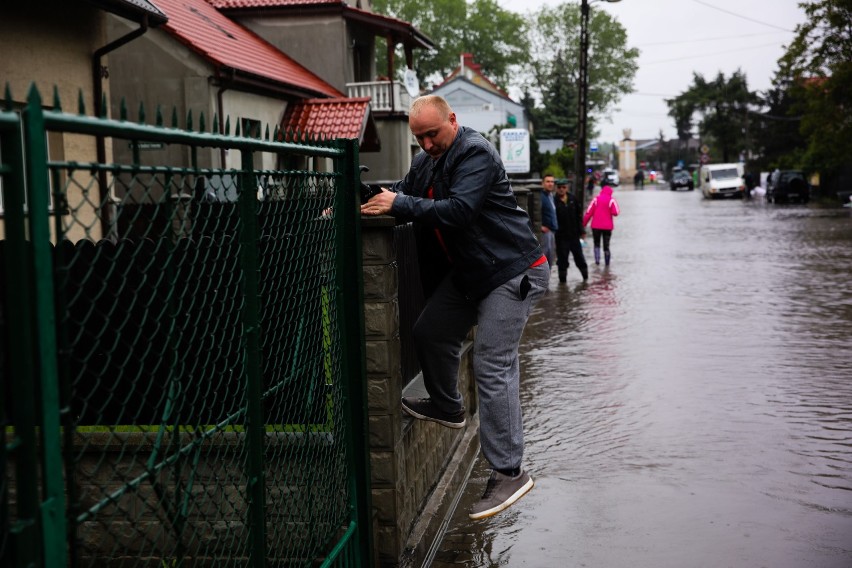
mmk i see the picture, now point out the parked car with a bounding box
[670,170,694,191]
[602,168,620,187]
[766,170,810,204]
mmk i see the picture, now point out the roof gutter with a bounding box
[217,67,341,100]
[92,14,152,240]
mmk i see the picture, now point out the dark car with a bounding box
[767,170,810,204]
[669,170,694,191]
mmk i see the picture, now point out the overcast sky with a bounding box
[496,0,807,144]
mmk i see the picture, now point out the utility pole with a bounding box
[574,0,590,210]
[574,0,622,210]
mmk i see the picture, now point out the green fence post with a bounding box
[238,150,267,567]
[21,85,68,566]
[333,138,373,567]
[1,102,42,568]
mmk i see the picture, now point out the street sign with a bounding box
[700,144,710,155]
[700,153,710,164]
[590,140,599,153]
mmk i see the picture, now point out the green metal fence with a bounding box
[1,86,372,567]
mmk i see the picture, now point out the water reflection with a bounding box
[432,190,852,568]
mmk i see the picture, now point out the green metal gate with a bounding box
[1,85,372,567]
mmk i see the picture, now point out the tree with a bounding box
[750,72,807,171]
[522,3,639,142]
[776,0,852,172]
[666,70,758,163]
[371,0,529,89]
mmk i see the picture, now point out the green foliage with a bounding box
[522,3,639,141]
[542,147,575,180]
[372,0,528,89]
[666,70,758,163]
[372,0,638,173]
[775,0,852,172]
[749,71,807,172]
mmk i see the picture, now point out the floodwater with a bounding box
[431,185,852,568]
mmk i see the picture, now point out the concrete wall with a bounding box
[359,216,480,567]
[0,0,109,242]
[361,117,416,183]
[233,15,375,94]
[106,18,222,171]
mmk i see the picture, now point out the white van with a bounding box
[699,163,745,199]
[601,168,620,187]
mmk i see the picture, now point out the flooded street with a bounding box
[432,186,852,567]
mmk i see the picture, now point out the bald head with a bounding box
[408,95,458,159]
[409,95,452,120]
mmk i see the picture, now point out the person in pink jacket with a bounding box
[582,185,620,266]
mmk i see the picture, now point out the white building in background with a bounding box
[430,53,530,138]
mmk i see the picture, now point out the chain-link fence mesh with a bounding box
[2,89,368,567]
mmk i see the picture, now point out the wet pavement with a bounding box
[430,184,852,567]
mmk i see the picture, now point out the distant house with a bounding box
[0,0,167,242]
[430,53,530,138]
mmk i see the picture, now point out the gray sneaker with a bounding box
[401,397,466,429]
[468,470,534,520]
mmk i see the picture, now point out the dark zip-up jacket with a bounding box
[554,191,584,240]
[390,126,542,300]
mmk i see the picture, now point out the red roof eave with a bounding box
[155,0,342,99]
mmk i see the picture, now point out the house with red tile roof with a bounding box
[207,0,435,181]
[105,0,366,173]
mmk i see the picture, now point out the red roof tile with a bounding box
[151,0,343,98]
[280,97,379,150]
[209,0,340,6]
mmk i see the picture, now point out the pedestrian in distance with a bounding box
[634,169,644,190]
[583,184,620,266]
[540,174,558,268]
[360,95,549,520]
[743,171,756,200]
[554,178,588,282]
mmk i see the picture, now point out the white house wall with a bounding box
[219,89,288,170]
[432,80,527,134]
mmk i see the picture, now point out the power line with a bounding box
[690,0,794,32]
[629,92,680,98]
[643,41,783,65]
[638,31,789,48]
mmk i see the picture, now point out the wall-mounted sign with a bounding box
[499,128,530,174]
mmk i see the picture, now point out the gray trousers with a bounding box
[412,262,550,471]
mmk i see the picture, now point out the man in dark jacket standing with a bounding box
[540,174,558,267]
[361,95,549,520]
[554,178,589,282]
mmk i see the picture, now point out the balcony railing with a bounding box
[346,81,411,113]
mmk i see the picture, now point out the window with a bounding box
[0,110,62,215]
